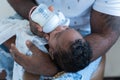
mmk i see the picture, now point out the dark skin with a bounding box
[6,0,120,77]
[0,70,6,79]
[88,10,120,61]
[7,0,37,19]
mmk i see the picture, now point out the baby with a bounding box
[13,4,92,80]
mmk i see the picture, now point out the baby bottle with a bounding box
[31,3,70,33]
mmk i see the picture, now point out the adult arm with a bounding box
[86,9,120,61]
[7,0,37,19]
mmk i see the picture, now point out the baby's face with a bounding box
[48,26,83,58]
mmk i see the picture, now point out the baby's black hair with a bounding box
[53,39,92,72]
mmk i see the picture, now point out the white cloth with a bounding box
[93,0,120,16]
[0,47,13,80]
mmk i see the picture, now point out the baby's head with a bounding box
[48,26,92,72]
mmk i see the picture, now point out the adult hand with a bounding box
[10,40,58,76]
[29,6,54,39]
[29,17,47,37]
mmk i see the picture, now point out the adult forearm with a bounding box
[86,9,120,61]
[85,32,119,61]
[7,0,37,19]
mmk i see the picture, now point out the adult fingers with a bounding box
[48,6,54,12]
[10,43,30,67]
[26,40,45,56]
[29,18,42,32]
